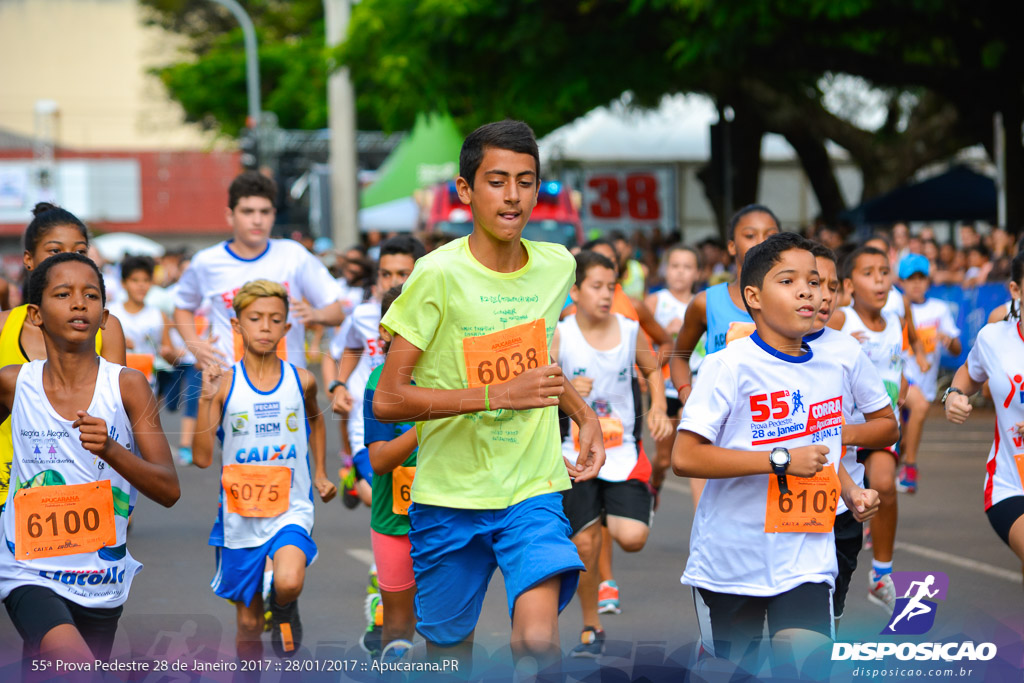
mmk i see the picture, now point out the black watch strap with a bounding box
[328,380,346,393]
[775,470,791,495]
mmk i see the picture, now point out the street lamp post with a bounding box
[210,0,261,128]
[324,0,359,251]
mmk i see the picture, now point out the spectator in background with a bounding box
[963,244,992,288]
[817,225,844,251]
[609,230,649,301]
[907,232,924,256]
[697,237,728,287]
[988,227,1014,283]
[892,222,911,261]
[919,225,936,243]
[958,222,980,249]
[933,242,965,285]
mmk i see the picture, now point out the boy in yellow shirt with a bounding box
[375,120,605,673]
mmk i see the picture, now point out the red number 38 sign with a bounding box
[577,167,676,231]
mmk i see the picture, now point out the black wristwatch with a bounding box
[770,447,791,495]
[327,380,346,393]
[941,386,965,405]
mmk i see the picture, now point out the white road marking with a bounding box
[895,541,1022,584]
[347,548,375,567]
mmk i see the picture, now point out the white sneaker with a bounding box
[867,571,896,613]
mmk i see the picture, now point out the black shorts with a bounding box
[693,582,833,663]
[4,585,123,659]
[833,510,864,619]
[560,478,653,537]
[987,496,1024,546]
[666,396,683,419]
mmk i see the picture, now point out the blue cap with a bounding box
[313,236,334,254]
[899,253,930,279]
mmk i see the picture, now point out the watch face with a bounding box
[770,449,788,466]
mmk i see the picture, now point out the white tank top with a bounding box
[652,289,690,399]
[839,307,904,423]
[558,314,641,482]
[210,360,314,549]
[0,359,142,607]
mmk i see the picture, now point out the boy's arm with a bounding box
[173,308,226,370]
[842,405,900,449]
[373,335,564,422]
[635,331,673,442]
[671,429,828,479]
[292,299,345,327]
[902,296,930,373]
[158,313,179,365]
[368,430,418,476]
[299,368,335,502]
[100,313,128,366]
[558,376,605,482]
[0,366,19,425]
[73,369,180,507]
[635,299,671,353]
[837,461,880,522]
[329,347,363,413]
[193,366,230,468]
[668,291,706,399]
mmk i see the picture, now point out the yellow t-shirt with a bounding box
[381,237,575,510]
[0,305,103,507]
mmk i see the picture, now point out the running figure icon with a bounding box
[888,574,940,631]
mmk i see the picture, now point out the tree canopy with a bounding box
[146,0,1024,229]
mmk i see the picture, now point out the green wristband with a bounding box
[484,384,490,411]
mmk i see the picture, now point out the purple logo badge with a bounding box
[882,571,949,635]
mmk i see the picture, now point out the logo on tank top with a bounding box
[286,412,299,432]
[254,402,280,418]
[229,412,249,435]
[1003,373,1024,409]
[235,444,298,463]
[255,422,281,438]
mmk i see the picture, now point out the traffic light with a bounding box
[239,126,260,170]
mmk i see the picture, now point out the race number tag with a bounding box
[221,465,291,518]
[726,322,757,346]
[572,417,624,451]
[391,466,416,516]
[1015,454,1024,493]
[125,353,154,381]
[463,320,548,389]
[764,466,839,533]
[14,481,117,560]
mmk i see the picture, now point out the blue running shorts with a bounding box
[211,525,317,607]
[408,492,583,646]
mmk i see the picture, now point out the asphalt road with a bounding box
[0,392,1019,682]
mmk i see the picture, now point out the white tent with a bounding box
[540,93,846,164]
[358,196,419,233]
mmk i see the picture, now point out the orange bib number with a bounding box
[222,465,291,518]
[125,353,154,381]
[1015,454,1024,493]
[14,481,117,560]
[764,466,839,533]
[463,320,548,389]
[572,417,624,451]
[726,322,757,346]
[391,466,415,516]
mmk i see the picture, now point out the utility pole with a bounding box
[325,0,359,249]
[210,0,261,128]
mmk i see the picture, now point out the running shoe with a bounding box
[570,627,605,658]
[268,586,302,657]
[896,464,918,494]
[359,593,384,658]
[867,571,897,614]
[380,638,413,662]
[340,465,360,509]
[597,580,621,615]
[178,446,193,466]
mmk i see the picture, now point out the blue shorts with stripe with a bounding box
[211,525,317,607]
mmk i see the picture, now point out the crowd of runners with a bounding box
[0,119,1020,680]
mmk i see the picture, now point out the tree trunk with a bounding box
[783,129,846,224]
[1002,105,1024,234]
[697,101,765,241]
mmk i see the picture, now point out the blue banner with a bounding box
[925,283,1009,369]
